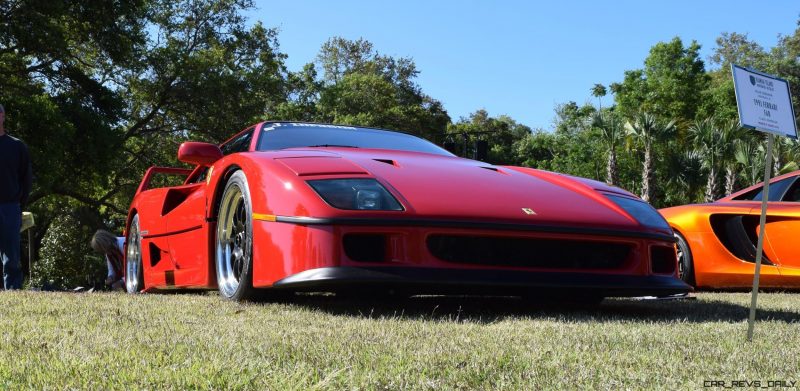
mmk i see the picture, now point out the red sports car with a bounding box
[124,122,690,301]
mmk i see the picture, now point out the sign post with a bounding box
[731,65,798,341]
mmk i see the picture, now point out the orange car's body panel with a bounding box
[660,170,800,289]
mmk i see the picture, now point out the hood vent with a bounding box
[373,158,397,167]
[480,166,508,175]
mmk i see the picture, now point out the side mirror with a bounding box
[178,142,223,166]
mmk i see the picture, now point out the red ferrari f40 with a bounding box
[124,122,691,301]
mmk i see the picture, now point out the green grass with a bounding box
[1,291,800,390]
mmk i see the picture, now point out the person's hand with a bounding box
[104,276,114,286]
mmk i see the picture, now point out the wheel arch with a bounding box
[208,163,243,221]
[671,225,697,287]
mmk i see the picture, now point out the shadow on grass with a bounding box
[270,294,800,324]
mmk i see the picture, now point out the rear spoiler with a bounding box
[135,166,193,195]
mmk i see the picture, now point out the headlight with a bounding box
[307,179,404,211]
[605,194,670,231]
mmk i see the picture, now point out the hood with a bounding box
[272,148,656,234]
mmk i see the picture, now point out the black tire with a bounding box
[674,231,696,286]
[125,214,145,293]
[215,170,258,301]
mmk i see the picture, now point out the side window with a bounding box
[782,178,800,202]
[220,128,254,155]
[735,177,797,201]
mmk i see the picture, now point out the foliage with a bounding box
[309,37,450,139]
[4,2,800,286]
[447,109,533,165]
[614,37,709,127]
[31,210,105,290]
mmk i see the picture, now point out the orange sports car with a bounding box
[660,170,800,289]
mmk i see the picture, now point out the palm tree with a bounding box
[690,118,724,202]
[590,110,622,185]
[734,138,766,187]
[665,148,705,205]
[591,84,607,110]
[625,112,676,203]
[718,120,744,196]
[781,138,800,174]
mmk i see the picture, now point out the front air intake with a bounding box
[427,235,630,270]
[650,246,677,274]
[343,234,387,263]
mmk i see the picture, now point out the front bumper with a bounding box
[272,266,692,297]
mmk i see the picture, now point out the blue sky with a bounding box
[250,1,799,130]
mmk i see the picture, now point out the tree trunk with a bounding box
[606,149,618,186]
[725,165,736,196]
[641,146,652,203]
[705,166,718,203]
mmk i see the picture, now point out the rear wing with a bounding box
[135,167,193,196]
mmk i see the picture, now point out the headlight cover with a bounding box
[307,179,403,211]
[605,194,670,231]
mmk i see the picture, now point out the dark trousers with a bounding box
[0,203,22,290]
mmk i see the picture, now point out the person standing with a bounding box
[0,103,33,290]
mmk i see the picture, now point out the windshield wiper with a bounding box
[306,144,359,148]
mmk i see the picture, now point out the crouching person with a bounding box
[91,230,124,291]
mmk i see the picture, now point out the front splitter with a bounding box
[271,266,692,297]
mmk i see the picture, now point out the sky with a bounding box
[249,1,800,131]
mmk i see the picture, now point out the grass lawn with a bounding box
[1,291,799,390]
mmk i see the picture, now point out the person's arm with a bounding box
[106,256,116,280]
[19,142,32,207]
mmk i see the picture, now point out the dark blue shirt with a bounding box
[0,133,32,205]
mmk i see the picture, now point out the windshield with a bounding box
[256,123,453,156]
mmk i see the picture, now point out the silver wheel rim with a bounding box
[126,217,142,293]
[216,183,249,298]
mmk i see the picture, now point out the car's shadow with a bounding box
[266,294,800,324]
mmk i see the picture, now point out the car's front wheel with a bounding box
[215,170,258,301]
[674,231,696,286]
[125,214,144,293]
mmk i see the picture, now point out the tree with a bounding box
[553,101,595,136]
[625,112,676,203]
[591,84,607,110]
[769,21,800,134]
[710,32,769,71]
[614,37,708,126]
[447,109,532,164]
[1,0,291,287]
[735,138,767,187]
[590,110,623,185]
[689,118,724,202]
[663,148,705,206]
[718,120,745,196]
[310,37,449,138]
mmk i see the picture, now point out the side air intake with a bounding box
[709,214,773,264]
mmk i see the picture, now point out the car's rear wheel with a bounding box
[674,231,696,286]
[125,214,144,293]
[216,170,258,301]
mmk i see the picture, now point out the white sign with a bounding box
[732,65,797,139]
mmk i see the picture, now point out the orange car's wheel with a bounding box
[674,231,695,286]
